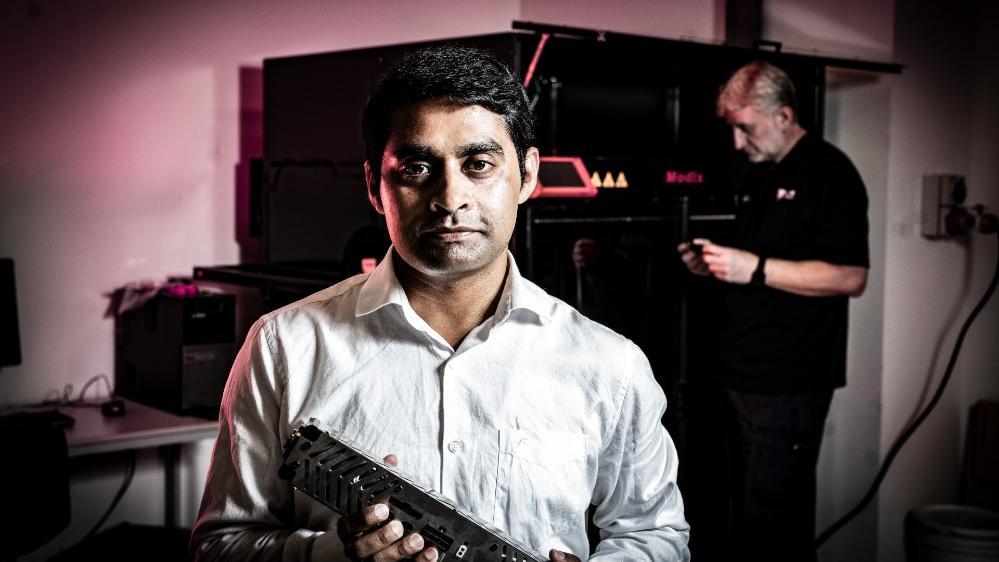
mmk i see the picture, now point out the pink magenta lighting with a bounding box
[530,156,598,199]
[522,33,551,87]
[664,170,705,185]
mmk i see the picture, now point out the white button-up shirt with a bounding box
[192,250,689,561]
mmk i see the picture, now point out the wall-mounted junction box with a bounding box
[921,174,967,239]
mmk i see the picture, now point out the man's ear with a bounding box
[364,161,385,215]
[776,105,795,128]
[517,147,540,204]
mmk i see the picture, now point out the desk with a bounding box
[64,398,218,528]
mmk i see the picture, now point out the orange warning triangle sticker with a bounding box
[603,172,615,188]
[615,172,629,188]
[591,171,603,188]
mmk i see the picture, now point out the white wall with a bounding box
[520,0,719,42]
[879,0,999,561]
[3,1,996,561]
[765,0,893,60]
[961,0,999,418]
[816,75,891,560]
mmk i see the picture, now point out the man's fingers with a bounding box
[701,253,721,267]
[680,250,711,276]
[415,546,439,561]
[338,503,391,537]
[682,249,707,266]
[383,454,398,468]
[703,256,731,280]
[352,519,404,559]
[355,526,438,561]
[699,242,723,256]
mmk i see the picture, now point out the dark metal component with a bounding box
[279,424,545,562]
[161,444,179,528]
[726,0,763,48]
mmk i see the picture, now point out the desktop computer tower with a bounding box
[115,291,236,417]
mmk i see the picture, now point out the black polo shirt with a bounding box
[717,133,870,392]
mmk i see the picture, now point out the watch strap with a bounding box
[751,256,767,286]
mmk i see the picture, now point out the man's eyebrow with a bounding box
[391,144,439,161]
[390,140,505,161]
[457,140,504,158]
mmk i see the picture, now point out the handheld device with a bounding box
[279,423,545,562]
[684,240,704,255]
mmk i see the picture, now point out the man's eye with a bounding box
[401,163,430,177]
[465,159,494,174]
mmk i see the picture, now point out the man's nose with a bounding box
[430,164,472,214]
[733,128,747,150]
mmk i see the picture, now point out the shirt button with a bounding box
[447,440,463,454]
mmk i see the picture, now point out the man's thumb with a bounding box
[549,549,573,562]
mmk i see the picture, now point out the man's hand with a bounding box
[677,240,710,276]
[334,454,438,561]
[695,238,759,284]
[549,548,581,562]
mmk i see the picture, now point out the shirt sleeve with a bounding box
[189,317,346,562]
[589,345,691,561]
[811,152,870,267]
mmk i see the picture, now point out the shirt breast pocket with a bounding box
[494,429,589,547]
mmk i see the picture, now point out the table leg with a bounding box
[160,443,180,528]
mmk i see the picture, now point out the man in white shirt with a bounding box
[191,45,689,561]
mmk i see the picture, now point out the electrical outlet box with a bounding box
[921,174,966,239]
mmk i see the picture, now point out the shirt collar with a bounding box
[354,246,409,318]
[775,131,814,172]
[355,247,551,325]
[493,250,551,325]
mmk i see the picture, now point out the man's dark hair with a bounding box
[362,45,535,180]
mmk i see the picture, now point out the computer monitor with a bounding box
[1,258,22,367]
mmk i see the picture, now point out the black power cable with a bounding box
[79,451,137,543]
[816,231,999,548]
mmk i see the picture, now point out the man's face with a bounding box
[724,104,791,163]
[366,100,538,278]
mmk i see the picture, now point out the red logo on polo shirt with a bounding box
[776,188,797,201]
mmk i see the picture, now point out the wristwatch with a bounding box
[750,256,767,287]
